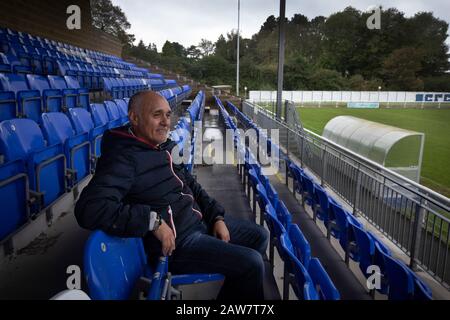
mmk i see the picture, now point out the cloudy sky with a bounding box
[111,0,450,51]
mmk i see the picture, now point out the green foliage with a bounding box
[91,0,135,46]
[122,5,449,92]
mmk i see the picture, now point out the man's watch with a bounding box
[149,210,162,232]
[214,215,225,223]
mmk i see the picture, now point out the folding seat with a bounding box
[84,230,224,300]
[279,232,318,300]
[47,75,78,110]
[288,163,303,197]
[64,76,89,109]
[0,159,30,241]
[103,101,125,128]
[24,46,45,75]
[113,99,129,119]
[111,78,125,98]
[0,73,42,122]
[102,77,116,98]
[262,176,279,210]
[0,90,16,122]
[85,64,99,89]
[300,171,314,207]
[307,258,340,300]
[77,63,92,89]
[312,183,330,224]
[68,108,106,161]
[0,119,66,210]
[265,203,286,269]
[26,74,63,113]
[350,222,391,295]
[9,44,33,70]
[374,241,432,300]
[120,78,132,97]
[35,47,57,75]
[90,103,112,129]
[0,53,12,73]
[41,113,91,184]
[276,200,292,229]
[288,223,311,269]
[330,201,361,263]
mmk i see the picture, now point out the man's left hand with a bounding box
[212,220,230,242]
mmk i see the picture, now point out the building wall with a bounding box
[0,0,122,56]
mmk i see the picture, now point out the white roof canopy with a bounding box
[322,116,425,182]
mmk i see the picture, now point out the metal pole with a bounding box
[236,0,240,97]
[276,0,286,120]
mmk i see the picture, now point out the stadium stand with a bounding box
[0,26,192,254]
[222,98,433,300]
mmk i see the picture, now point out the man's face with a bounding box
[131,97,172,146]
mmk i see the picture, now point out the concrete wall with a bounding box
[0,0,122,56]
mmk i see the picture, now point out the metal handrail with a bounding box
[247,101,450,212]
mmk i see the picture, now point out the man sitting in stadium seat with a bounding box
[75,91,269,300]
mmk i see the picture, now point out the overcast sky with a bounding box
[111,0,450,51]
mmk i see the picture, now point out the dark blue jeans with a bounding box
[169,217,269,300]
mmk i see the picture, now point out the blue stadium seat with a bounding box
[0,91,16,122]
[0,73,42,122]
[90,103,111,128]
[255,182,269,226]
[0,53,11,73]
[329,200,361,263]
[276,200,292,229]
[307,258,340,300]
[113,99,129,118]
[41,113,91,184]
[84,230,152,300]
[0,119,66,209]
[104,101,126,127]
[300,171,314,207]
[288,163,303,197]
[288,223,311,270]
[265,203,286,269]
[68,108,106,161]
[26,74,62,112]
[84,230,224,300]
[0,159,29,241]
[375,241,432,300]
[64,76,89,109]
[313,183,329,223]
[279,232,318,300]
[47,75,79,110]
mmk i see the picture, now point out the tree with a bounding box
[162,41,186,57]
[405,12,450,76]
[382,47,424,90]
[309,69,347,90]
[186,45,202,60]
[198,39,215,57]
[91,0,134,46]
[284,55,313,90]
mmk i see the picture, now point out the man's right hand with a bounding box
[152,220,176,256]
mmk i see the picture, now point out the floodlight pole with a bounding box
[276,0,286,119]
[236,0,240,97]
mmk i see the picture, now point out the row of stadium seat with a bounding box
[0,27,150,78]
[215,97,340,300]
[0,102,124,240]
[0,73,89,122]
[0,88,195,246]
[0,70,190,123]
[225,100,433,300]
[0,27,178,92]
